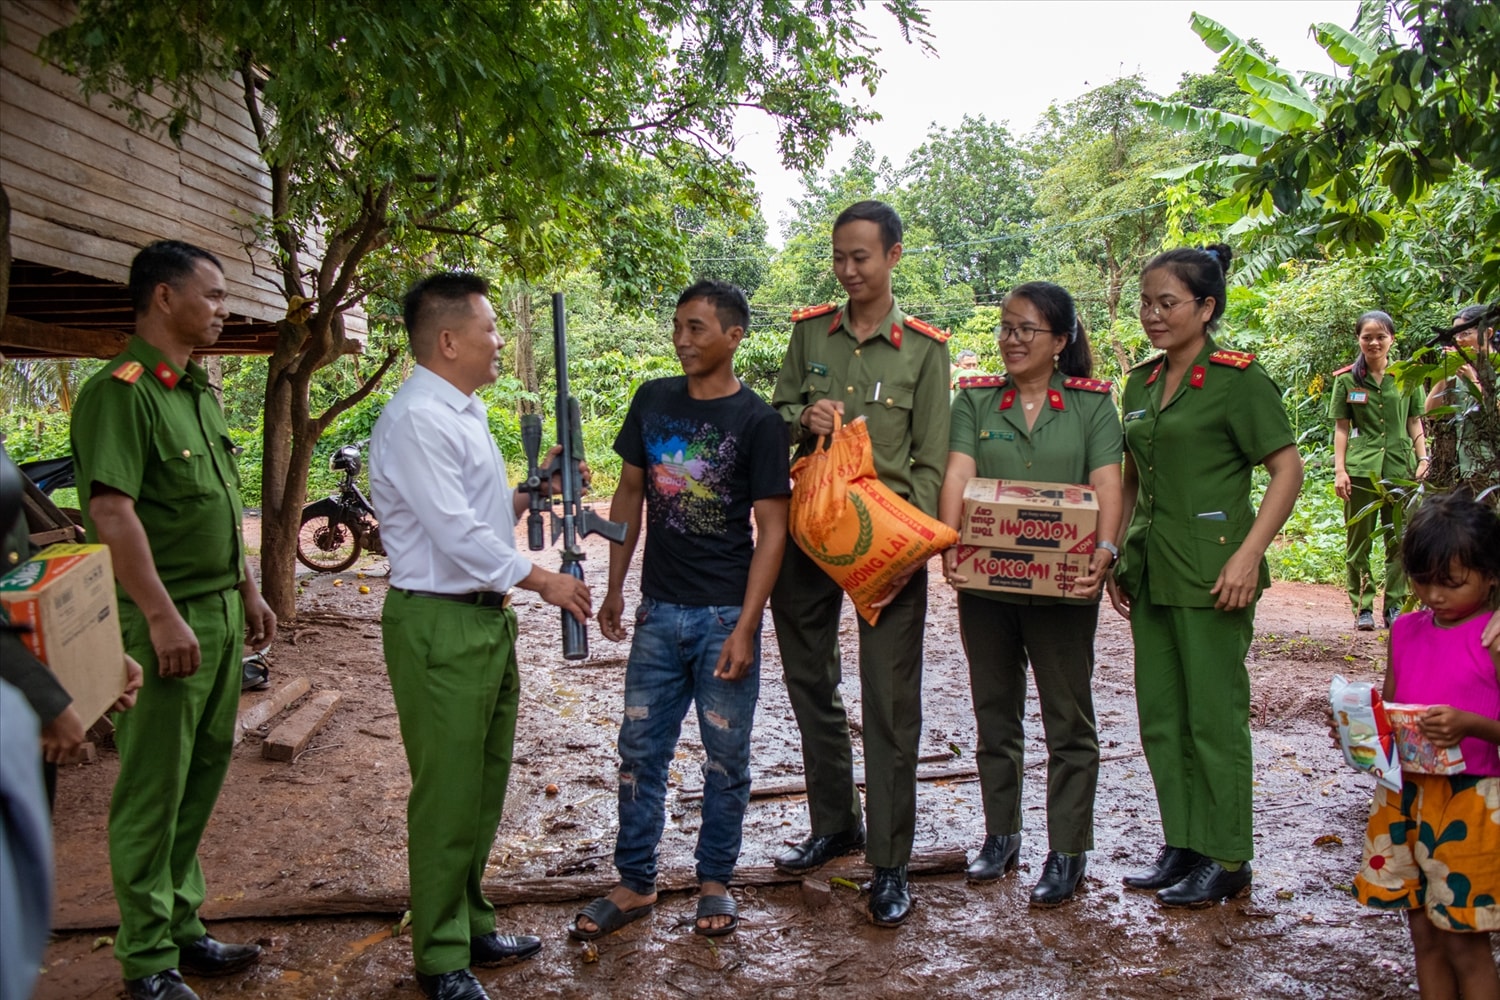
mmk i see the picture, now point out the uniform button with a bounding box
[847,386,854,393]
[885,398,893,406]
[1219,536,1226,544]
[7,551,17,565]
[854,348,862,356]
[182,449,191,458]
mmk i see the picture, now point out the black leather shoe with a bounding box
[125,971,200,1000]
[1384,606,1401,628]
[1029,851,1086,907]
[415,969,490,1000]
[177,935,260,976]
[1156,859,1252,907]
[470,931,541,967]
[1122,845,1203,891]
[965,833,1022,883]
[774,824,865,873]
[868,865,912,927]
[1356,610,1376,631]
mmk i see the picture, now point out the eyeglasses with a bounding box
[1139,297,1203,319]
[997,324,1054,343]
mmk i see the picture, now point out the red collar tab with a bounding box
[887,322,903,348]
[1189,365,1207,389]
[828,310,844,335]
[153,362,181,389]
[999,389,1017,411]
[1145,363,1163,386]
[111,360,145,384]
[956,375,1006,390]
[1209,349,1255,369]
[1330,362,1355,376]
[790,303,838,323]
[1047,388,1065,410]
[1062,376,1113,394]
[903,315,951,344]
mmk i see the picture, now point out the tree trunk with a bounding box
[511,290,538,414]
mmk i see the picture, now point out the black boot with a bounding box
[1122,845,1202,891]
[774,824,865,873]
[867,865,912,927]
[177,935,261,976]
[415,969,490,1000]
[1156,859,1252,907]
[965,833,1021,883]
[1029,851,1086,907]
[124,971,199,1000]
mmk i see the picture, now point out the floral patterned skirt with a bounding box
[1353,773,1500,932]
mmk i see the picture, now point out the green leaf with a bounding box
[1313,22,1378,69]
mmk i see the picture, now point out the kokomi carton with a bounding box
[0,543,126,726]
[954,479,1098,597]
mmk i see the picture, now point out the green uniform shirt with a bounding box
[1115,338,1294,609]
[771,300,951,516]
[1326,369,1424,480]
[950,371,1123,607]
[71,336,245,602]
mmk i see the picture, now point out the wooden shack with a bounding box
[0,0,363,359]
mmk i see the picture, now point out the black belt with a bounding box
[397,588,510,608]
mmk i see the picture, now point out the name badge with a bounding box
[979,430,1015,441]
[1124,409,1147,422]
[806,362,828,377]
[1347,390,1368,404]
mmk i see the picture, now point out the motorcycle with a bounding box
[296,442,384,573]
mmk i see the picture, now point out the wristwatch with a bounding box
[1096,540,1120,563]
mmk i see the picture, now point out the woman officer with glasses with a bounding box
[938,282,1123,907]
[1106,244,1304,907]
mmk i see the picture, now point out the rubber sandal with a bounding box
[568,897,654,941]
[692,892,738,937]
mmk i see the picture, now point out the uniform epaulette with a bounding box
[903,316,951,343]
[111,360,145,384]
[1331,363,1355,376]
[1062,376,1113,394]
[1209,349,1255,369]
[790,303,838,322]
[1131,353,1166,370]
[957,375,1007,390]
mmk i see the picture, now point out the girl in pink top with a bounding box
[1353,491,1500,1000]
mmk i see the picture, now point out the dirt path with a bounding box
[33,516,1489,998]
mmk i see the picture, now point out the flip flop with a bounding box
[692,892,738,937]
[568,897,654,941]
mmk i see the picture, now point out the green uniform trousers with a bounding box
[770,537,926,868]
[110,589,243,980]
[1344,478,1407,615]
[957,594,1099,854]
[382,589,519,976]
[1130,592,1256,863]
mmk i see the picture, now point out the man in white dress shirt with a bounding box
[371,272,591,1000]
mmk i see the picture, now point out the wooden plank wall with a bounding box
[0,0,365,337]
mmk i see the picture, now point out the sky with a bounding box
[732,0,1361,243]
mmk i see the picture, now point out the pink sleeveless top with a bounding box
[1390,609,1500,777]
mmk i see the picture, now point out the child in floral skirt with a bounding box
[1353,491,1500,999]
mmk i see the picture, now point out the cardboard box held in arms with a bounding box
[954,479,1099,598]
[1,544,126,726]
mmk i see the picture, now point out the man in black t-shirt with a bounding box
[569,280,789,941]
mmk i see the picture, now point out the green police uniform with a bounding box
[1114,339,1294,864]
[70,336,247,981]
[949,372,1121,853]
[1327,367,1424,615]
[769,300,950,867]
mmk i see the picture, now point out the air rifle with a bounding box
[520,292,628,660]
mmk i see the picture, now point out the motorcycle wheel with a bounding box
[295,513,363,572]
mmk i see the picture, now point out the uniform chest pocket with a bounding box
[803,373,832,401]
[152,434,215,502]
[864,382,915,440]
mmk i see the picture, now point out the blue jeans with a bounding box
[614,598,760,894]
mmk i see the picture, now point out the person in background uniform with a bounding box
[938,282,1123,907]
[1106,244,1303,908]
[769,200,951,927]
[571,280,789,942]
[1329,310,1429,631]
[371,272,591,1000]
[71,240,277,1000]
[950,348,980,389]
[1426,304,1497,480]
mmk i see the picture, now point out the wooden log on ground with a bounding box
[261,690,341,761]
[681,762,977,803]
[51,847,968,930]
[235,676,310,745]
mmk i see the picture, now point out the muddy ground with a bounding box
[32,514,1495,999]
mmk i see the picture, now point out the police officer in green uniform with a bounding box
[71,241,277,1000]
[769,200,951,927]
[938,282,1123,907]
[1329,310,1428,631]
[1106,245,1303,908]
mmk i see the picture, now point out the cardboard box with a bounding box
[1,544,126,726]
[954,478,1098,597]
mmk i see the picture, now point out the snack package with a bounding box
[1329,675,1401,792]
[1383,704,1466,775]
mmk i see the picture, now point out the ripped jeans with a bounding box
[614,597,760,894]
